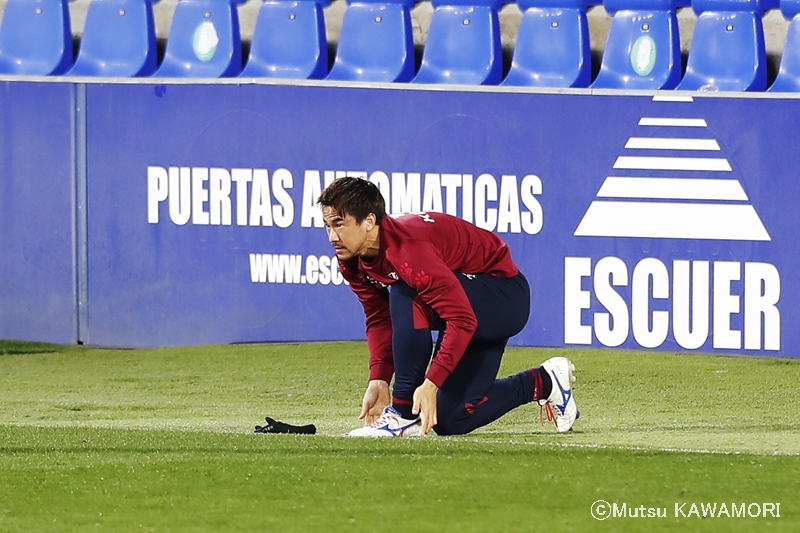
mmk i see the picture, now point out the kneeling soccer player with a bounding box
[318,177,577,437]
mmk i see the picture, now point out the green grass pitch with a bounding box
[0,340,798,532]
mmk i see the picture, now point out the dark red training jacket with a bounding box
[338,212,519,387]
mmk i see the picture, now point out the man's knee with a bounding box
[433,413,472,436]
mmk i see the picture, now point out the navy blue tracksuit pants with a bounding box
[389,272,535,435]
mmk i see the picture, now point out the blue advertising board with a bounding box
[0,82,76,343]
[82,82,800,356]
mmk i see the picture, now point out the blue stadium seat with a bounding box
[768,0,800,91]
[591,0,682,89]
[327,0,416,82]
[69,0,158,77]
[502,0,594,87]
[241,0,329,78]
[676,0,767,91]
[155,0,244,77]
[413,0,503,85]
[0,0,72,75]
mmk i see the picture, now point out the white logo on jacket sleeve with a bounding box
[390,212,436,223]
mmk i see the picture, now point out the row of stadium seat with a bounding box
[0,0,798,91]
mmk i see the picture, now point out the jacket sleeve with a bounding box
[339,260,394,383]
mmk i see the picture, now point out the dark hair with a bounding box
[317,177,387,224]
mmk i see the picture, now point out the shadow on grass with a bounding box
[0,340,81,356]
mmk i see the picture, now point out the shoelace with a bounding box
[539,402,557,428]
[366,411,395,428]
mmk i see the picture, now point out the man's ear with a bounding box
[365,213,377,231]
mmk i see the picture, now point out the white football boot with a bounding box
[347,406,423,437]
[539,357,578,432]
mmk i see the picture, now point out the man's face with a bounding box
[322,206,371,260]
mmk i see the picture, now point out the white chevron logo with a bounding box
[574,106,770,241]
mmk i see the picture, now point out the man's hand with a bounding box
[412,378,439,436]
[359,379,390,425]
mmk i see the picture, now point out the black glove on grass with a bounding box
[254,417,316,435]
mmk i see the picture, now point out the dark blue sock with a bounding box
[392,398,415,419]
